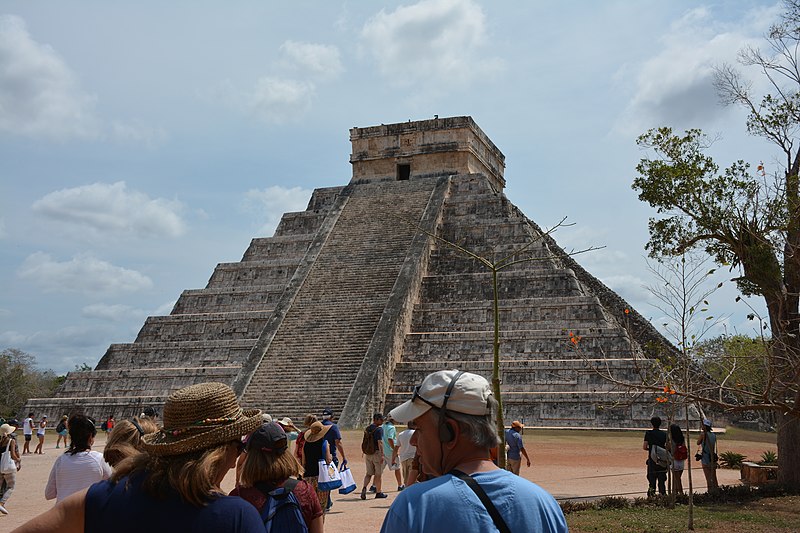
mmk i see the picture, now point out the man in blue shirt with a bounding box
[380,370,567,533]
[505,420,531,475]
[321,408,347,511]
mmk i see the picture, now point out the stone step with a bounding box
[96,339,255,370]
[207,260,301,288]
[134,311,272,342]
[172,286,287,314]
[420,270,584,301]
[274,211,327,237]
[241,235,314,262]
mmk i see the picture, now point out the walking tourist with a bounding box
[21,414,33,455]
[643,416,668,497]
[303,421,333,513]
[505,420,531,475]
[276,416,300,442]
[45,414,112,502]
[668,423,688,494]
[360,413,387,500]
[12,381,265,533]
[380,369,567,533]
[102,416,158,468]
[697,419,719,492]
[382,415,403,490]
[55,416,68,449]
[231,422,323,532]
[396,421,416,489]
[33,415,47,455]
[320,408,346,511]
[0,423,21,515]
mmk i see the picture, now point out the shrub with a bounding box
[719,450,746,469]
[759,450,777,465]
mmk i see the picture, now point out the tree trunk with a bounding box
[777,413,800,487]
[492,268,506,469]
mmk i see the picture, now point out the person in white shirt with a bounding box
[396,421,417,488]
[22,413,34,455]
[45,414,112,502]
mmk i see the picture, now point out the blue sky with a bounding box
[0,1,782,373]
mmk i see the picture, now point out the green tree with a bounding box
[632,1,800,489]
[0,348,61,417]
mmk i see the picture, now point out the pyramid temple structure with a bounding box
[26,116,673,428]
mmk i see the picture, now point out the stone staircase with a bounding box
[237,177,442,421]
[383,175,660,428]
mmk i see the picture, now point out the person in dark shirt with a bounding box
[642,416,668,496]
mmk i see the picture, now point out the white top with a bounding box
[397,429,416,462]
[45,450,112,502]
[23,417,33,435]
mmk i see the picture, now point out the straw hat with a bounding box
[304,421,332,443]
[276,417,299,432]
[0,424,15,436]
[142,382,261,456]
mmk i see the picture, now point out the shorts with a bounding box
[671,459,685,471]
[24,435,32,442]
[365,452,384,476]
[401,458,414,481]
[58,430,67,436]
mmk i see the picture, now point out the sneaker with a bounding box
[398,485,405,491]
[0,504,8,515]
[375,492,388,499]
[55,445,59,449]
[369,486,376,493]
[360,489,366,500]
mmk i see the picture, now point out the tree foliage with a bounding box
[0,348,62,417]
[633,0,800,488]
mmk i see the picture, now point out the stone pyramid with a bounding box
[26,117,671,428]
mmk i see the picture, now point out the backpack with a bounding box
[55,421,66,433]
[361,425,377,455]
[673,443,688,461]
[650,444,672,468]
[257,478,308,533]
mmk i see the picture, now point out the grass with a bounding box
[566,496,800,532]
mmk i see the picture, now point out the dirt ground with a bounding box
[0,428,776,532]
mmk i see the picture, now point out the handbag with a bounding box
[1,440,16,474]
[317,460,342,491]
[338,465,357,494]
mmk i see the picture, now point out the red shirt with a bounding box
[230,479,322,527]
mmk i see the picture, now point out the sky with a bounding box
[0,1,785,374]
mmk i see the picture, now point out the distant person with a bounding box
[0,423,21,515]
[55,415,69,449]
[45,414,112,502]
[276,417,300,442]
[22,413,33,455]
[360,413,387,500]
[505,420,531,475]
[231,422,323,532]
[381,370,567,533]
[668,424,688,494]
[643,416,668,497]
[103,417,158,468]
[34,415,47,454]
[140,406,158,421]
[697,419,719,492]
[396,421,417,489]
[295,414,317,464]
[303,421,333,514]
[382,415,402,490]
[101,416,115,434]
[12,382,265,533]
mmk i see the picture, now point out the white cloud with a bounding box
[111,120,168,147]
[601,273,653,304]
[81,303,146,322]
[361,0,502,87]
[0,15,99,139]
[249,77,315,123]
[242,186,312,236]
[0,308,11,319]
[280,41,343,80]
[18,252,153,294]
[614,6,783,135]
[32,181,186,239]
[0,325,113,372]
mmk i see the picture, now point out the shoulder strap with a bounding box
[449,470,511,533]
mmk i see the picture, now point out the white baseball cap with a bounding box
[389,370,493,423]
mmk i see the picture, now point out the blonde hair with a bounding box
[112,440,238,507]
[239,447,303,487]
[302,414,318,428]
[104,417,158,467]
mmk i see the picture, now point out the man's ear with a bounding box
[442,418,460,447]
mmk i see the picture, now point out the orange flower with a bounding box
[624,308,630,314]
[656,396,668,403]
